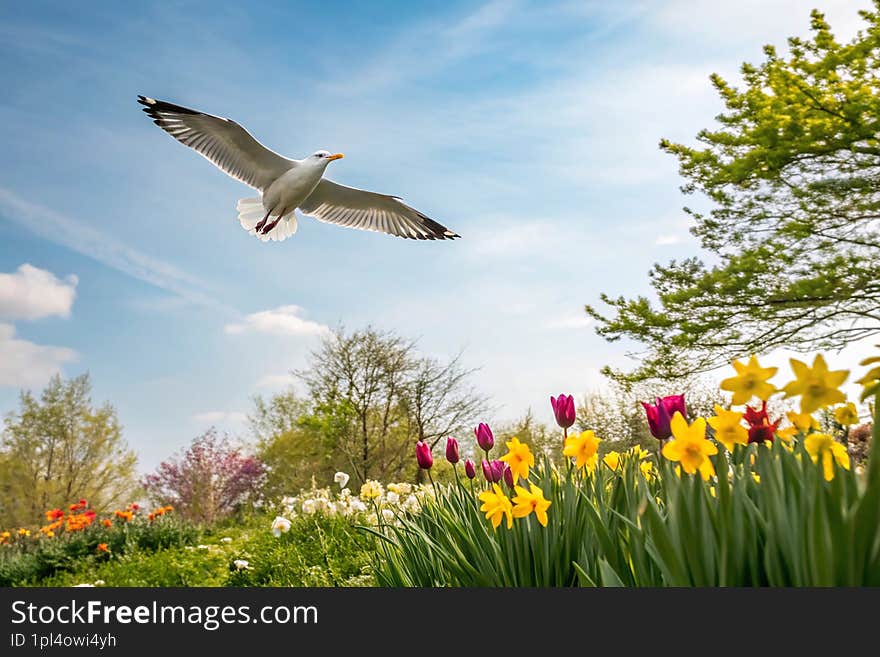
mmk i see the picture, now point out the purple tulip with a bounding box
[481,459,503,483]
[474,423,494,452]
[415,441,433,470]
[550,394,576,429]
[464,459,476,479]
[641,394,687,441]
[502,463,514,489]
[445,437,460,464]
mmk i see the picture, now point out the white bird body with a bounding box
[137,96,459,242]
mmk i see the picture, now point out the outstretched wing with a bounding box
[137,96,294,191]
[299,179,459,241]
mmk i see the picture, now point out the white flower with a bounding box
[220,537,233,544]
[197,544,209,550]
[233,559,250,570]
[381,508,395,523]
[334,472,351,488]
[349,498,367,514]
[73,584,94,587]
[93,580,105,586]
[271,516,292,537]
[301,499,317,515]
[385,491,400,506]
[281,495,297,507]
[403,495,420,513]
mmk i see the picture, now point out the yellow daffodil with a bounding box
[603,451,621,471]
[478,483,513,529]
[640,460,655,482]
[563,430,602,471]
[706,405,748,452]
[782,354,848,414]
[661,412,717,481]
[709,486,716,498]
[511,483,552,527]
[359,480,383,500]
[857,347,880,400]
[752,473,761,484]
[498,437,534,483]
[629,445,649,460]
[777,411,819,442]
[720,355,777,405]
[834,402,859,427]
[804,433,850,481]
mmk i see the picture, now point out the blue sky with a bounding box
[0,0,872,472]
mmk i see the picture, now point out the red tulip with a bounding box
[415,441,433,469]
[550,394,576,429]
[445,437,460,464]
[744,401,778,443]
[641,394,687,440]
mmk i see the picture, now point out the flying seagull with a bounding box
[137,96,459,242]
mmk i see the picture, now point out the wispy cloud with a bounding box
[224,305,329,337]
[0,188,230,313]
[0,322,77,387]
[192,410,247,425]
[0,263,78,320]
[256,372,298,389]
[545,314,592,330]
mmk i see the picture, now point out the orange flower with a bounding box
[97,543,109,553]
[164,505,174,513]
[45,508,64,522]
[69,503,79,511]
[113,510,133,522]
[102,519,112,528]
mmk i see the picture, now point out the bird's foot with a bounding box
[260,217,282,235]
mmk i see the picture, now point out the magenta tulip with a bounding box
[464,459,476,479]
[550,394,576,429]
[502,463,514,489]
[641,394,687,441]
[481,459,503,483]
[474,423,494,452]
[445,437,460,464]
[415,441,433,470]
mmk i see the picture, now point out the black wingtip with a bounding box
[136,95,201,116]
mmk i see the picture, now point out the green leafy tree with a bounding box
[587,6,880,383]
[0,374,138,526]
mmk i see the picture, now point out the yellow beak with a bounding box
[327,153,344,161]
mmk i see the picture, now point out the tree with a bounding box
[587,6,880,383]
[0,374,138,526]
[293,326,487,485]
[142,429,266,524]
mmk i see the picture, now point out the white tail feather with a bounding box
[237,197,297,242]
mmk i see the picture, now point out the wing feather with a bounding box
[137,95,294,191]
[299,179,459,241]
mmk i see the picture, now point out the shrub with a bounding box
[142,429,266,524]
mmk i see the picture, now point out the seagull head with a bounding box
[310,150,344,166]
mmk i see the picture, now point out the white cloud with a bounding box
[256,373,298,389]
[225,305,330,337]
[0,322,77,387]
[655,234,682,246]
[193,411,247,425]
[0,263,78,320]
